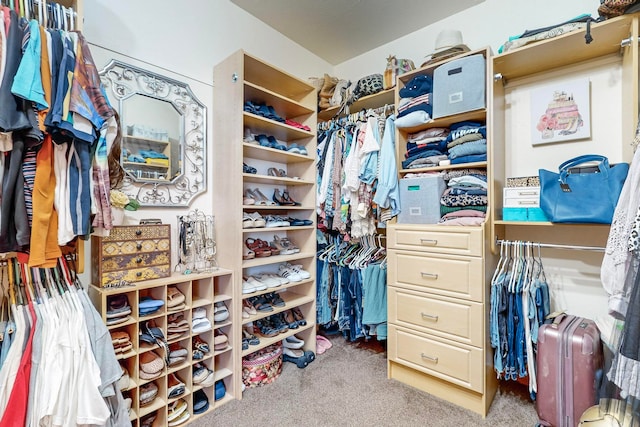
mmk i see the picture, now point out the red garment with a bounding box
[0,303,36,427]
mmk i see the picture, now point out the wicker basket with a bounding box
[242,343,283,388]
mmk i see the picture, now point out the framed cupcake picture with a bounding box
[530,77,591,145]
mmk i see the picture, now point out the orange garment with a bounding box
[37,25,51,131]
[29,134,60,267]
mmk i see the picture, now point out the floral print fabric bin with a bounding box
[242,343,283,388]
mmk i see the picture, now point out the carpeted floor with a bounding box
[192,334,539,427]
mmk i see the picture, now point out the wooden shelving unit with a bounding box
[212,50,317,392]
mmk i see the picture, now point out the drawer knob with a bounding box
[420,239,437,246]
[136,272,142,277]
[136,243,142,250]
[421,313,439,322]
[135,230,142,236]
[136,257,142,263]
[420,272,439,280]
[420,353,438,364]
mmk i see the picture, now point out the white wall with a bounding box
[81,0,614,323]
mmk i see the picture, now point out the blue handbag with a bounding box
[539,154,629,223]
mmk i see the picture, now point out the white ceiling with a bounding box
[231,0,486,65]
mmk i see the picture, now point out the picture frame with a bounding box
[530,77,591,146]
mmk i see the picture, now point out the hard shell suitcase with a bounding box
[536,314,603,427]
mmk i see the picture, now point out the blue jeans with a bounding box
[316,256,332,326]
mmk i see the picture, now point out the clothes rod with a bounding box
[496,239,605,252]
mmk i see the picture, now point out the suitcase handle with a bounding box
[548,311,567,328]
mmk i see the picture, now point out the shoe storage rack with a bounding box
[89,270,235,426]
[212,50,317,389]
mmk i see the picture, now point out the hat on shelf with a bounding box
[422,29,470,66]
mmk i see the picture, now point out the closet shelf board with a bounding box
[244,82,315,117]
[213,293,233,303]
[493,220,613,227]
[241,251,315,268]
[123,135,169,147]
[139,398,166,418]
[243,52,315,102]
[167,361,190,375]
[214,320,233,330]
[241,278,315,300]
[493,14,634,81]
[241,294,315,324]
[243,143,314,163]
[399,161,488,174]
[214,368,234,381]
[398,109,486,134]
[243,112,314,141]
[317,88,395,121]
[213,346,233,357]
[90,271,231,294]
[241,204,314,211]
[242,225,316,234]
[242,173,314,186]
[123,161,168,170]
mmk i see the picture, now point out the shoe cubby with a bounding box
[89,268,236,424]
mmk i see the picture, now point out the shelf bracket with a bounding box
[493,73,507,86]
[620,37,634,48]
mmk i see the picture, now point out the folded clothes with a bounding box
[395,110,432,129]
[127,154,145,163]
[402,149,444,169]
[440,205,487,216]
[440,187,488,207]
[449,187,487,196]
[408,127,449,143]
[448,175,487,188]
[444,123,486,144]
[145,158,169,166]
[397,102,432,119]
[448,139,487,160]
[405,139,447,158]
[450,153,487,164]
[399,74,433,98]
[446,133,484,149]
[407,155,448,169]
[139,149,168,159]
[442,168,487,180]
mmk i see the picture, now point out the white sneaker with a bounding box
[286,263,310,279]
[254,274,281,288]
[242,279,257,294]
[267,273,289,285]
[246,276,267,291]
[278,264,302,282]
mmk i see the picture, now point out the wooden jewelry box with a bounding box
[91,224,171,287]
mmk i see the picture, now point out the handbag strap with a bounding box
[558,154,609,172]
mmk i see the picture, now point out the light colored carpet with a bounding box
[192,335,539,427]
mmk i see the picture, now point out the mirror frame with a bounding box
[99,59,207,207]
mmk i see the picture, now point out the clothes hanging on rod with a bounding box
[490,240,551,400]
[316,108,399,239]
[0,256,129,426]
[0,9,116,267]
[316,232,387,341]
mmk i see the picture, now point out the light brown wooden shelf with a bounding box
[400,161,487,174]
[317,88,395,121]
[242,173,314,186]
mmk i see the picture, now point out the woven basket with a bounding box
[242,343,283,388]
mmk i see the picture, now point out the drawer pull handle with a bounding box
[517,200,537,205]
[420,239,438,246]
[421,313,439,321]
[135,230,142,236]
[420,353,438,364]
[517,191,538,196]
[420,272,438,280]
[136,243,142,250]
[136,257,142,263]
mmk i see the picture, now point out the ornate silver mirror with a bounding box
[100,60,206,207]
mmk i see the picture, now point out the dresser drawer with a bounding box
[388,250,484,301]
[100,252,171,272]
[388,287,484,347]
[388,324,483,393]
[100,225,170,242]
[388,225,482,256]
[101,238,171,256]
[99,265,171,287]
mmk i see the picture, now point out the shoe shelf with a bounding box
[243,143,313,163]
[244,82,315,118]
[242,205,314,212]
[242,294,315,324]
[242,322,315,358]
[241,251,314,268]
[243,112,313,141]
[242,277,314,298]
[242,173,314,186]
[89,269,237,425]
[242,225,315,234]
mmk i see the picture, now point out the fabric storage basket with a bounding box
[242,343,283,388]
[398,174,446,224]
[432,53,486,119]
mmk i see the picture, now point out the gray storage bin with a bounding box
[432,54,486,119]
[398,174,446,224]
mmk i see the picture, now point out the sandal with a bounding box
[248,295,273,312]
[243,163,257,174]
[271,235,297,255]
[267,167,279,177]
[243,244,255,260]
[243,189,256,205]
[254,318,279,338]
[264,292,286,308]
[292,307,307,326]
[253,188,276,205]
[242,212,256,229]
[243,299,257,316]
[282,190,301,206]
[283,309,299,329]
[242,327,260,346]
[245,238,271,257]
[193,336,210,353]
[273,188,295,206]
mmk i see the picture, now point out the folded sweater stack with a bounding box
[439,168,488,226]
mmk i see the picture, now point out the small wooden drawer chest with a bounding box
[91,225,171,287]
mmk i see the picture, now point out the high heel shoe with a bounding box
[282,190,301,206]
[253,188,276,205]
[243,189,256,205]
[273,188,295,206]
